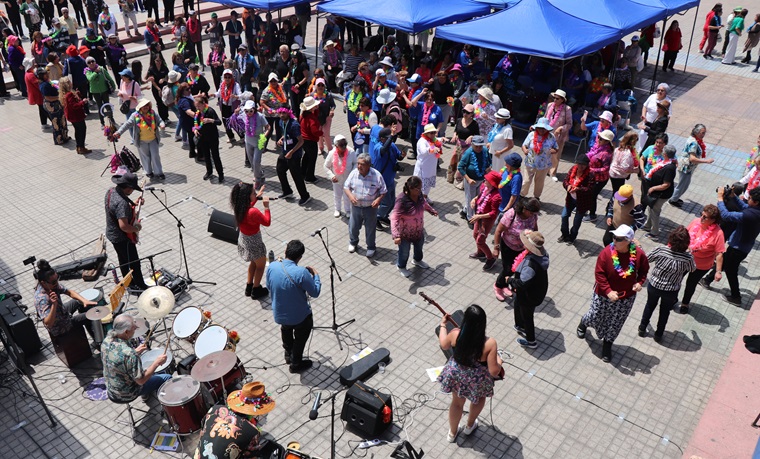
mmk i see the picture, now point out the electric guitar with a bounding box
[127,179,148,244]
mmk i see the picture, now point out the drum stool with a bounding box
[109,394,151,445]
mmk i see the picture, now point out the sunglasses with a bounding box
[656,89,665,93]
[463,110,473,115]
[224,75,233,78]
[613,236,628,242]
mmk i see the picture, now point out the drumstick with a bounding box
[419,292,459,328]
[163,334,171,354]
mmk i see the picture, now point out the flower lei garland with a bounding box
[474,102,483,118]
[610,242,636,278]
[688,221,718,252]
[695,136,707,158]
[645,158,676,179]
[421,102,434,125]
[426,136,443,158]
[498,167,517,188]
[269,83,287,105]
[187,74,199,85]
[532,131,549,154]
[568,162,588,187]
[347,91,361,113]
[511,249,529,273]
[747,146,758,169]
[135,110,156,131]
[446,96,455,107]
[333,147,348,175]
[356,110,370,128]
[219,80,234,103]
[244,111,258,137]
[192,107,208,135]
[99,12,111,28]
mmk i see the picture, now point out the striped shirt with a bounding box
[344,54,364,76]
[344,167,387,207]
[646,246,696,291]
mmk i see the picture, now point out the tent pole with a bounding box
[650,17,667,94]
[684,4,700,72]
[315,13,320,70]
[559,60,565,92]
[610,44,619,86]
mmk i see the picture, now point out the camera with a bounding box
[716,184,731,194]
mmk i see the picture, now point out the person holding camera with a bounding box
[701,186,760,305]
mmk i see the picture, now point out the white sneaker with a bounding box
[551,176,559,182]
[348,244,356,253]
[333,210,341,218]
[398,266,411,277]
[366,249,375,258]
[412,259,429,269]
[463,419,478,436]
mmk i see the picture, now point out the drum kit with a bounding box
[128,286,248,435]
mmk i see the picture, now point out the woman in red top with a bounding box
[231,182,272,299]
[299,96,323,183]
[576,224,649,363]
[59,76,91,154]
[470,171,502,271]
[23,57,48,130]
[662,21,683,72]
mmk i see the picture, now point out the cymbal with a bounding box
[133,317,150,336]
[191,350,237,382]
[85,306,110,320]
[136,286,175,320]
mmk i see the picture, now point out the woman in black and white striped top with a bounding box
[637,226,696,342]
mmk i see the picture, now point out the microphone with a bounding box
[309,391,322,420]
[145,187,164,192]
[310,227,327,237]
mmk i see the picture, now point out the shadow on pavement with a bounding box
[689,302,730,332]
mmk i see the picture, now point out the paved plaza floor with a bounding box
[1,5,760,459]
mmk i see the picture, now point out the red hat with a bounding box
[79,45,90,55]
[484,170,501,188]
[66,44,79,57]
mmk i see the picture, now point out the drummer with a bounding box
[101,315,170,402]
[194,381,283,458]
[33,259,97,342]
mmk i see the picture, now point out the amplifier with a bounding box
[340,381,392,438]
[0,298,42,358]
[207,209,239,244]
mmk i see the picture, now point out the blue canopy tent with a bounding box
[206,0,306,9]
[435,0,622,60]
[548,0,663,36]
[316,0,492,34]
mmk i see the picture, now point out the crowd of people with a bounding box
[10,2,760,449]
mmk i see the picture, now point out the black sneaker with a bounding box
[298,195,312,206]
[289,359,313,373]
[284,352,291,365]
[668,200,683,208]
[483,258,496,271]
[218,175,225,183]
[376,220,387,230]
[203,172,212,180]
[513,325,526,337]
[699,279,711,289]
[251,286,269,299]
[278,191,294,199]
[724,294,742,306]
[638,327,647,337]
[653,333,663,343]
[157,174,166,180]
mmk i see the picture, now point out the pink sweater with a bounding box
[390,195,435,241]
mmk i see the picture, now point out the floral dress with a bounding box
[438,357,494,403]
[473,99,496,135]
[522,131,557,171]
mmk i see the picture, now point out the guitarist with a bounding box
[105,172,149,292]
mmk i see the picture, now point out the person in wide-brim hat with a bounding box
[520,229,547,256]
[111,172,143,191]
[300,96,320,112]
[375,87,396,105]
[227,381,277,416]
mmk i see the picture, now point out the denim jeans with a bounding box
[245,138,265,187]
[639,283,679,336]
[377,181,396,220]
[349,205,377,250]
[140,373,171,396]
[669,171,692,203]
[397,237,424,269]
[561,198,585,241]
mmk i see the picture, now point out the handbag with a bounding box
[120,81,135,114]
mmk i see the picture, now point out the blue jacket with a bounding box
[63,56,87,86]
[719,198,760,254]
[266,259,321,326]
[370,135,402,187]
[458,146,491,181]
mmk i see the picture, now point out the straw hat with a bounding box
[519,230,546,256]
[227,382,276,416]
[167,71,181,83]
[598,129,615,143]
[323,39,335,50]
[551,89,567,100]
[476,86,494,102]
[422,123,438,135]
[300,96,320,112]
[135,99,151,111]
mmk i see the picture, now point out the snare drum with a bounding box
[141,348,175,375]
[194,325,236,359]
[81,288,107,307]
[157,375,206,434]
[172,307,209,343]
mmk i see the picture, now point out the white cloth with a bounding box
[324,147,357,183]
[637,93,673,151]
[414,137,439,181]
[722,32,740,64]
[488,123,513,172]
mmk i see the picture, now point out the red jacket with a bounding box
[187,18,202,42]
[64,91,87,123]
[663,29,682,52]
[25,71,43,105]
[594,244,649,299]
[299,111,322,141]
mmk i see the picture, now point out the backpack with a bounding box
[119,146,142,173]
[161,84,176,107]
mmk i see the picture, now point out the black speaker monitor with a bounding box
[207,209,239,244]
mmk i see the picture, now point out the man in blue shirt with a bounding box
[370,118,404,228]
[266,240,321,373]
[702,187,760,305]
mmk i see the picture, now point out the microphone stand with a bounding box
[149,190,216,288]
[312,229,354,350]
[311,389,344,459]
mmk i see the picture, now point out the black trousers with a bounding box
[199,138,223,176]
[182,0,192,16]
[609,177,626,194]
[111,240,148,289]
[11,66,27,97]
[663,51,678,70]
[7,9,24,37]
[40,1,54,29]
[639,283,678,337]
[151,87,170,120]
[59,299,95,340]
[280,314,313,365]
[265,116,283,142]
[495,240,521,288]
[72,120,87,148]
[70,0,87,25]
[513,298,536,342]
[220,104,241,141]
[38,104,49,125]
[193,41,203,66]
[91,91,109,125]
[588,179,608,217]
[301,139,319,181]
[705,246,748,298]
[276,152,309,199]
[145,0,160,21]
[602,223,615,247]
[681,268,709,305]
[163,0,175,23]
[187,127,197,158]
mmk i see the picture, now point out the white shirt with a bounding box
[414,137,439,179]
[324,147,357,183]
[488,123,513,172]
[98,12,117,36]
[642,94,673,122]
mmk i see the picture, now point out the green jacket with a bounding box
[85,66,115,94]
[19,2,42,30]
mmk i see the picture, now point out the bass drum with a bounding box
[157,375,206,434]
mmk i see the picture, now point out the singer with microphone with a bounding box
[231,182,271,299]
[265,240,321,373]
[33,259,97,342]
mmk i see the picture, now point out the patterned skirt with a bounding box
[437,358,494,403]
[237,231,267,262]
[43,99,69,145]
[581,292,638,342]
[420,175,437,195]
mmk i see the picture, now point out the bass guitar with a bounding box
[127,178,147,244]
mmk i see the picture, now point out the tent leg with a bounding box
[315,13,320,70]
[650,18,667,94]
[684,4,700,72]
[610,48,619,87]
[559,60,565,92]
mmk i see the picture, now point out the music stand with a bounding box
[149,190,216,289]
[312,229,354,350]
